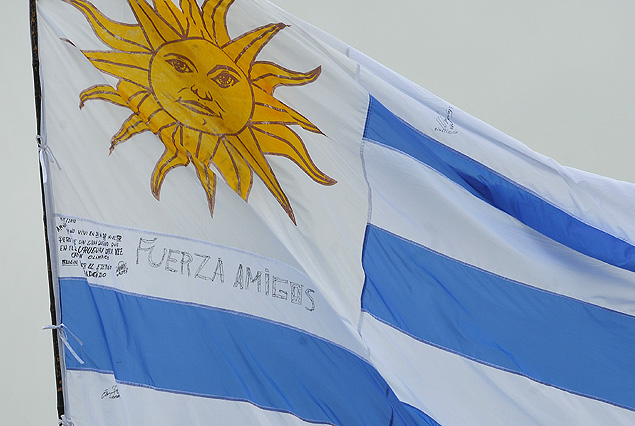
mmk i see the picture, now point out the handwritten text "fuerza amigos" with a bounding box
[135,238,316,311]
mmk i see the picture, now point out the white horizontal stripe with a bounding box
[361,313,635,426]
[364,141,635,316]
[65,369,330,426]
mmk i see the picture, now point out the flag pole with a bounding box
[29,0,65,418]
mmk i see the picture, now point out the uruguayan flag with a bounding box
[37,0,635,425]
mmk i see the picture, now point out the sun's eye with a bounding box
[211,71,239,88]
[166,58,193,73]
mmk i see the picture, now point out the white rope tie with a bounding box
[42,324,84,365]
[37,135,61,183]
[58,414,75,426]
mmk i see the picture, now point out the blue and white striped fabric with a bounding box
[38,0,635,424]
[359,95,635,425]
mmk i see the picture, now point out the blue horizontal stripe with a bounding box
[361,224,635,410]
[60,278,440,426]
[363,95,635,272]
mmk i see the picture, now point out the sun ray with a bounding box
[110,114,150,152]
[134,96,165,125]
[195,133,220,163]
[180,127,205,155]
[252,92,321,133]
[63,0,150,52]
[202,0,234,46]
[151,126,190,198]
[83,51,151,88]
[145,109,177,133]
[155,0,187,37]
[225,141,254,200]
[212,137,253,200]
[116,80,148,101]
[114,81,158,119]
[190,155,217,216]
[252,124,336,186]
[128,0,181,49]
[224,23,286,71]
[230,131,294,222]
[251,63,321,95]
[180,0,211,39]
[79,84,127,108]
[125,92,151,115]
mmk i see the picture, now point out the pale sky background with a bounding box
[2,0,635,424]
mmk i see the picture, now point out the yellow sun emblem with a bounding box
[66,0,336,223]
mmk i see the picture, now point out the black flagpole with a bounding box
[29,0,65,418]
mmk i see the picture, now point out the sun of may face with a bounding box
[67,0,336,223]
[150,39,253,134]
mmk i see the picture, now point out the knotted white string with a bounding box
[58,414,75,426]
[42,323,84,365]
[37,135,61,183]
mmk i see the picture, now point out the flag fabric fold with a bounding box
[37,0,635,424]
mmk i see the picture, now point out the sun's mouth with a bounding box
[177,98,222,118]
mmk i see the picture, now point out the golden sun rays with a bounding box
[66,0,335,223]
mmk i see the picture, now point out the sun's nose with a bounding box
[191,84,213,102]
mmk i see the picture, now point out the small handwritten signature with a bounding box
[116,261,128,276]
[101,385,120,399]
[435,106,458,135]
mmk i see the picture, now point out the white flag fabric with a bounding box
[37,0,635,425]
